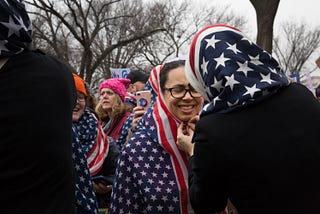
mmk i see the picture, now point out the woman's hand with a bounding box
[131,106,146,132]
[176,116,199,157]
[92,181,112,194]
[187,115,199,132]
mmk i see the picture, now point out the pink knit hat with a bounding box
[99,78,131,102]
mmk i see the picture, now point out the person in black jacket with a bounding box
[183,24,320,214]
[0,1,76,213]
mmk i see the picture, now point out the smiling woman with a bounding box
[160,60,203,123]
[108,59,213,214]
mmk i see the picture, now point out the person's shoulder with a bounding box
[38,49,65,62]
[27,49,69,69]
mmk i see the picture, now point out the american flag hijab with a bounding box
[109,61,196,214]
[148,64,163,102]
[152,62,190,213]
[0,0,33,57]
[186,24,290,114]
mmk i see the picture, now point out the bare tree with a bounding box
[26,0,167,84]
[135,1,247,69]
[273,21,320,75]
[250,0,280,53]
[26,0,248,91]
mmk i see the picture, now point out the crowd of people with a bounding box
[2,1,320,214]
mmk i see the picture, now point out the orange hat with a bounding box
[72,73,87,96]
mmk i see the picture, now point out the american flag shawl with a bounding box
[116,113,134,151]
[186,24,290,114]
[109,62,197,213]
[72,125,99,214]
[116,65,163,151]
[0,0,32,57]
[148,65,163,99]
[73,108,110,176]
[125,91,137,107]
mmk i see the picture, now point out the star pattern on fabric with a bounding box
[72,128,99,214]
[243,84,260,98]
[205,34,220,49]
[0,0,33,57]
[213,96,222,106]
[201,58,209,75]
[260,73,275,84]
[227,99,239,107]
[109,110,183,214]
[236,61,253,77]
[210,76,224,92]
[187,25,290,114]
[249,54,263,66]
[74,109,99,154]
[226,42,240,54]
[214,53,230,69]
[0,40,9,55]
[225,74,239,90]
[1,16,22,37]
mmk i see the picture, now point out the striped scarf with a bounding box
[151,63,190,213]
[73,109,109,176]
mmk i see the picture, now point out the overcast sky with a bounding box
[206,0,320,72]
[208,0,320,38]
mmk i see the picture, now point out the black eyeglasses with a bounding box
[164,85,201,99]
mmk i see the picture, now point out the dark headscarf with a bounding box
[0,0,32,57]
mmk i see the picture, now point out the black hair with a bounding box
[159,60,185,91]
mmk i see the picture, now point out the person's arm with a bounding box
[188,120,228,214]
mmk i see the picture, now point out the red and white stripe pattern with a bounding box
[149,64,163,95]
[152,66,190,214]
[87,120,109,176]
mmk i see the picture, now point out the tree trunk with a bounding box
[250,0,280,53]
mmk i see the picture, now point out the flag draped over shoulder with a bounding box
[72,126,98,214]
[116,65,163,151]
[153,86,190,214]
[73,109,109,176]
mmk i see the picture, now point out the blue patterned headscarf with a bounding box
[186,24,290,114]
[0,0,32,57]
